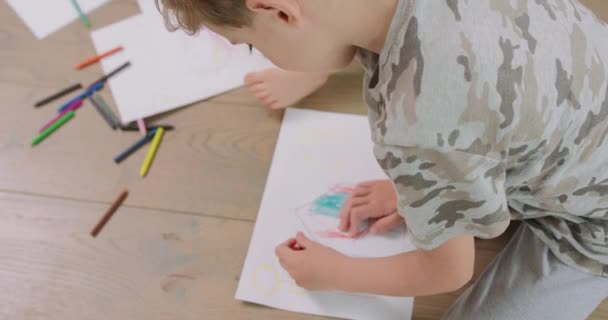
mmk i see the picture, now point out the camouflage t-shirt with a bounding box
[357,0,608,277]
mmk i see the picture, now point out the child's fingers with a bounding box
[295,232,312,248]
[288,238,305,251]
[352,185,371,197]
[275,241,296,260]
[339,196,353,216]
[286,238,298,248]
[277,238,296,251]
[357,180,378,188]
[369,212,403,234]
[338,197,353,231]
[349,205,373,236]
[352,228,370,239]
[350,196,369,208]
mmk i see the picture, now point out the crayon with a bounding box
[113,129,157,164]
[32,111,75,146]
[92,61,131,84]
[70,0,91,28]
[89,93,119,129]
[39,98,83,133]
[136,119,147,135]
[90,190,129,237]
[120,124,175,132]
[140,128,165,177]
[34,83,82,107]
[75,46,123,70]
[57,81,103,112]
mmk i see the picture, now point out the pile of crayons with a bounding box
[32,60,131,146]
[32,46,176,237]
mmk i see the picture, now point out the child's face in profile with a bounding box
[204,7,357,72]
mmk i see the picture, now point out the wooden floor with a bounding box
[1,1,607,319]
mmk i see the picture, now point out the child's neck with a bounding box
[325,0,400,54]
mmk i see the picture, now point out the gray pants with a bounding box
[443,224,608,320]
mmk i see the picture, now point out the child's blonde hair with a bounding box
[156,0,252,34]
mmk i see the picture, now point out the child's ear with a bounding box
[245,0,302,26]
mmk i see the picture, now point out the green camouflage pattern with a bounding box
[356,0,608,276]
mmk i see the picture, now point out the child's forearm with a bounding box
[332,236,475,296]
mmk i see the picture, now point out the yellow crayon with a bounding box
[139,128,165,177]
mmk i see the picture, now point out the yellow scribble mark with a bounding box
[285,284,307,296]
[252,264,281,296]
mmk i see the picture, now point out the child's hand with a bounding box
[339,180,404,236]
[275,232,346,291]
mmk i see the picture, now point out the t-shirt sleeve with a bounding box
[374,143,511,250]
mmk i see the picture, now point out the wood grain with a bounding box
[0,192,323,320]
[1,0,607,319]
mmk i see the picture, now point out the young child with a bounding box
[158,0,608,318]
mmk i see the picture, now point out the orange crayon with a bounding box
[76,46,124,70]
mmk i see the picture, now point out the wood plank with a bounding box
[0,192,326,320]
[1,88,281,220]
[7,192,602,320]
[580,0,608,21]
[1,75,364,221]
[6,192,592,320]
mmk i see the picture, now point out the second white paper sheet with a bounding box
[6,0,110,39]
[90,12,273,123]
[236,108,415,320]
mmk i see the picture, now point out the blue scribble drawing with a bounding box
[311,192,349,218]
[296,185,368,240]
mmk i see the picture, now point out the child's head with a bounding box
[156,0,357,71]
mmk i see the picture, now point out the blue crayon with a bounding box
[57,81,104,112]
[86,81,104,94]
[57,94,85,113]
[113,129,158,164]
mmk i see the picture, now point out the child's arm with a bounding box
[336,234,474,296]
[276,232,474,296]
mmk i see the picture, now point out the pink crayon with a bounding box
[39,99,83,133]
[136,119,147,135]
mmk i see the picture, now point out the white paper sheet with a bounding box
[90,11,273,123]
[5,0,110,39]
[236,109,415,320]
[136,0,155,13]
